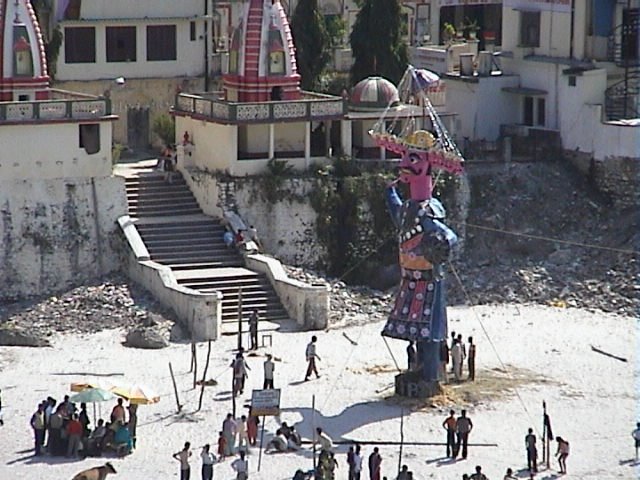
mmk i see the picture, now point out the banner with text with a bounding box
[251,389,281,416]
[504,0,571,13]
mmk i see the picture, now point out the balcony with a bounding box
[173,91,347,125]
[0,89,112,124]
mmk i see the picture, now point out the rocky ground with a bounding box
[0,161,636,340]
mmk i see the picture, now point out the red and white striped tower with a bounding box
[0,0,50,101]
[223,0,301,102]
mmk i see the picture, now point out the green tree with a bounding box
[291,0,331,90]
[350,0,408,85]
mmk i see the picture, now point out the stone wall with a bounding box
[55,77,204,146]
[563,150,639,208]
[0,176,127,300]
[182,167,469,273]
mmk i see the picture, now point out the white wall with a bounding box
[445,75,520,141]
[0,121,113,180]
[502,7,572,58]
[176,116,237,173]
[56,20,204,81]
[78,0,203,19]
[274,122,305,151]
[0,176,127,299]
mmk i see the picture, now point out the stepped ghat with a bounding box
[116,160,329,340]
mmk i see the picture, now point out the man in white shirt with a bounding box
[315,427,333,452]
[263,354,275,389]
[232,450,249,479]
[304,336,321,381]
[352,444,363,480]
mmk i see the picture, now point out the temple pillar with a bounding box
[340,120,352,158]
[268,123,275,159]
[304,121,311,168]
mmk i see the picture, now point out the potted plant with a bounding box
[465,18,480,40]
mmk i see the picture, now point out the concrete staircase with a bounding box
[123,169,290,330]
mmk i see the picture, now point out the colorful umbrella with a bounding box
[69,387,116,425]
[110,384,160,405]
[70,388,115,403]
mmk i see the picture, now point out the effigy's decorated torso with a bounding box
[383,191,457,342]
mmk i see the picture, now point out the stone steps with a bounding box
[121,170,290,331]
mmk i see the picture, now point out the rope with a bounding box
[382,335,403,373]
[451,221,638,255]
[448,260,538,431]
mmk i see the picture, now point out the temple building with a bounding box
[0,0,124,299]
[173,0,347,176]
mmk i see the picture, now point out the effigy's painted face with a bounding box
[398,150,430,185]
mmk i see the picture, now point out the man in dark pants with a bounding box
[442,409,457,457]
[455,409,473,459]
[30,403,46,455]
[249,310,259,350]
[304,336,321,381]
[525,428,538,472]
[467,336,476,381]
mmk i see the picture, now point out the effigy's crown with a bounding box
[402,130,436,150]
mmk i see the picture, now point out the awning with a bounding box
[501,86,547,95]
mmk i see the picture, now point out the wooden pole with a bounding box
[169,362,182,413]
[232,367,237,418]
[191,310,198,389]
[257,415,266,471]
[237,287,243,352]
[542,401,547,467]
[312,395,317,473]
[398,408,404,474]
[197,340,212,412]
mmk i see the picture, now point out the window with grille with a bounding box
[106,26,137,63]
[147,25,177,61]
[65,27,96,63]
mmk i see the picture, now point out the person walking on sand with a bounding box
[467,337,476,381]
[304,336,321,381]
[525,428,538,472]
[443,409,457,458]
[368,447,382,480]
[0,389,3,426]
[456,410,473,459]
[555,436,569,474]
[237,415,250,452]
[173,441,192,480]
[232,450,249,480]
[223,414,238,456]
[249,310,259,350]
[633,422,640,460]
[263,354,275,389]
[231,352,251,396]
[201,444,216,480]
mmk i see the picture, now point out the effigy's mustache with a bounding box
[398,166,421,176]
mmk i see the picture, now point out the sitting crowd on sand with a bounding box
[30,395,137,459]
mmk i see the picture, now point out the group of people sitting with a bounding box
[222,224,262,252]
[266,422,303,453]
[30,395,136,459]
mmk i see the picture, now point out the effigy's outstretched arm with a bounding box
[421,218,458,266]
[385,186,403,229]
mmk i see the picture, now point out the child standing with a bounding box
[217,431,227,460]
